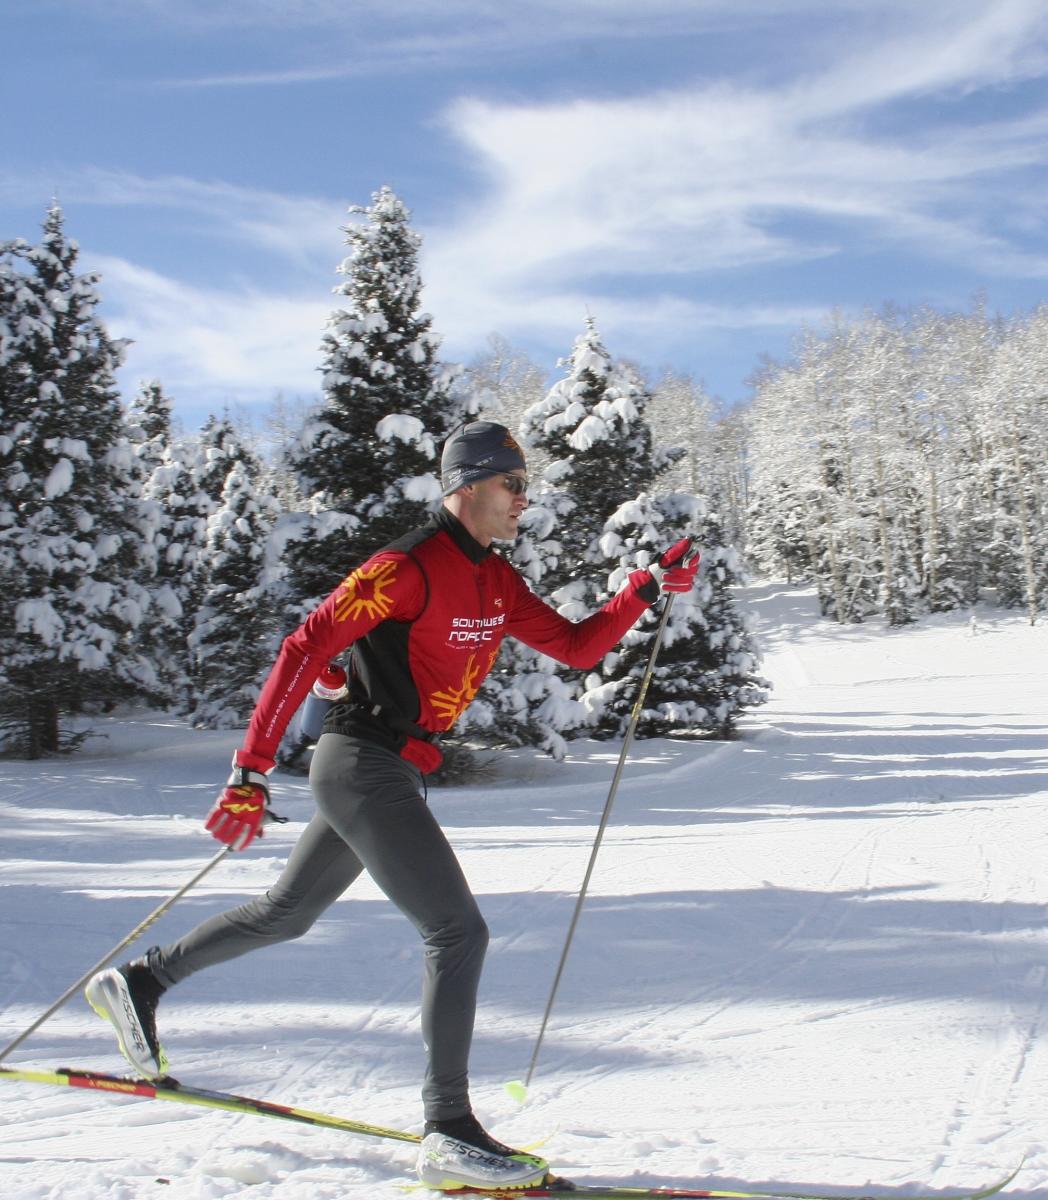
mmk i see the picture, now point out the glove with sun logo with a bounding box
[205,763,286,850]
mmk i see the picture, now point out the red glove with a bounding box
[650,537,700,594]
[205,766,272,851]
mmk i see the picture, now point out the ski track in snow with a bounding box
[1,584,1046,1199]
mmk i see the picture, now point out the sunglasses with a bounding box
[464,467,529,495]
[499,473,529,496]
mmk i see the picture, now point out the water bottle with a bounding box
[298,663,348,741]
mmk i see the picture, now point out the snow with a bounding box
[569,414,609,451]
[1,584,1045,1199]
[402,473,443,504]
[14,597,64,645]
[375,413,424,444]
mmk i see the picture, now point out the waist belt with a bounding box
[368,703,440,744]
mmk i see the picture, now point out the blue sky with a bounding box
[5,0,1048,430]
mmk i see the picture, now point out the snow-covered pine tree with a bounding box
[465,320,664,755]
[0,205,156,756]
[475,317,766,748]
[197,412,261,506]
[271,188,473,770]
[526,327,672,741]
[522,325,768,741]
[680,510,771,737]
[127,379,175,448]
[518,319,677,605]
[123,379,183,685]
[140,439,206,708]
[189,459,283,728]
[281,187,470,621]
[587,496,770,739]
[143,414,263,711]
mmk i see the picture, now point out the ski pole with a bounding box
[0,843,232,1063]
[520,548,698,1090]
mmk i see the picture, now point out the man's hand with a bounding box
[205,767,272,851]
[649,537,700,594]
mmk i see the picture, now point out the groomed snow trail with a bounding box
[1,585,1045,1199]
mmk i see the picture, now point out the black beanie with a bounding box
[440,421,527,495]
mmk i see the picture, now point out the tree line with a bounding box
[0,193,766,761]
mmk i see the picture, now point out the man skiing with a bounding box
[85,420,699,1190]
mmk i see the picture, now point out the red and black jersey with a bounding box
[238,509,656,775]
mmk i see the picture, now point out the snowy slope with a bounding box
[1,584,1045,1199]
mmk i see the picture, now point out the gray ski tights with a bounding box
[146,734,489,1121]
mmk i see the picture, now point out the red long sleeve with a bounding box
[234,515,656,774]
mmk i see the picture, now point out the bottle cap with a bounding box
[313,663,348,701]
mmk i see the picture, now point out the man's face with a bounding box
[463,469,529,544]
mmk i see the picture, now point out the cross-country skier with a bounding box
[85,420,699,1190]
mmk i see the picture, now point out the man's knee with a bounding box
[425,906,489,959]
[231,891,320,943]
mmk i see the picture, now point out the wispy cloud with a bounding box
[422,1,1048,323]
[40,168,344,267]
[83,0,855,38]
[24,0,1048,410]
[83,0,917,87]
[87,254,330,417]
[794,0,1048,112]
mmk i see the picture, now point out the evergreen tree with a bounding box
[520,319,668,600]
[467,320,662,754]
[127,379,175,448]
[144,415,262,711]
[281,187,470,620]
[124,379,182,675]
[141,439,205,707]
[585,499,769,739]
[189,460,283,728]
[471,317,767,749]
[197,412,261,505]
[0,205,155,756]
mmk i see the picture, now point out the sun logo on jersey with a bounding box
[334,559,397,623]
[430,653,488,727]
